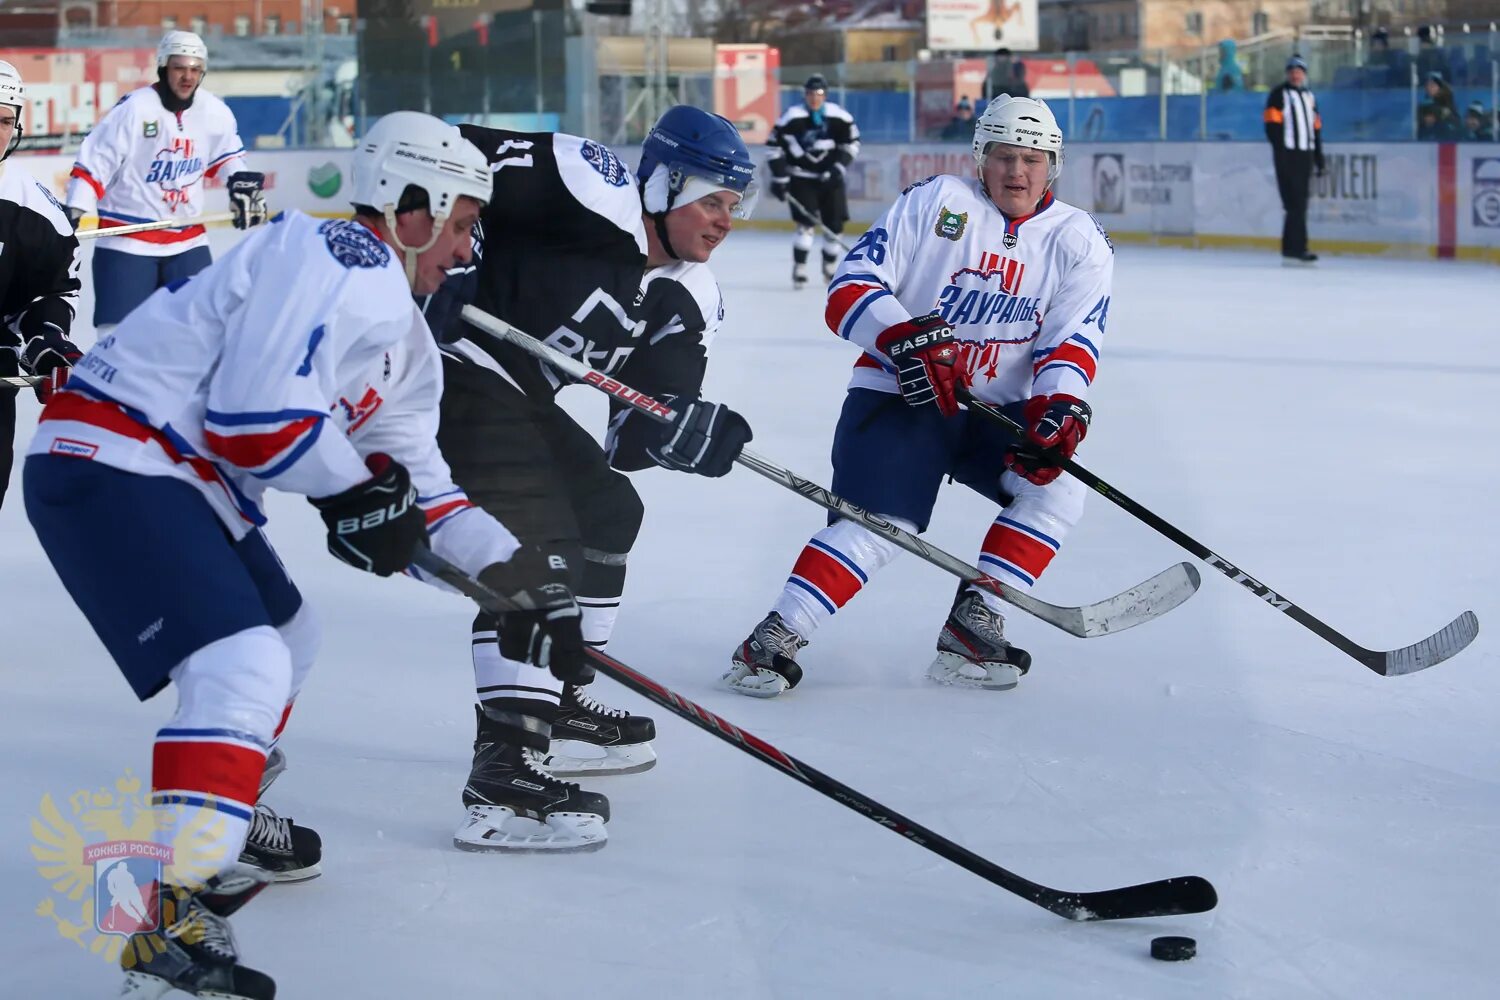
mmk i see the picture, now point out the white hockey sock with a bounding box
[472,624,562,714]
[771,516,909,639]
[973,472,1088,614]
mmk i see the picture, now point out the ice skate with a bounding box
[927,590,1032,690]
[533,683,657,777]
[238,802,321,883]
[118,865,275,1000]
[822,254,838,282]
[792,261,809,289]
[724,612,806,698]
[455,707,609,853]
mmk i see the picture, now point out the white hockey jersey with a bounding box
[825,174,1113,407]
[63,86,246,257]
[28,211,519,581]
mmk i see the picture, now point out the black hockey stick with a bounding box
[411,547,1218,922]
[962,392,1479,675]
[460,304,1201,640]
[784,192,853,253]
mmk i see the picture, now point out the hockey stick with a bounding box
[2,375,40,388]
[412,547,1218,921]
[77,212,235,240]
[460,304,1200,639]
[961,392,1479,675]
[785,192,853,253]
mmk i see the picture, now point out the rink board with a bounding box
[16,142,1499,261]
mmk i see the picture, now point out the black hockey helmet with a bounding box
[804,74,828,93]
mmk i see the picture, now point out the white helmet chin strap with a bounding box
[382,206,450,290]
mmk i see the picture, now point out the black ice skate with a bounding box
[533,683,657,777]
[724,611,806,698]
[238,802,322,882]
[119,865,275,1000]
[792,261,809,289]
[928,590,1032,690]
[455,706,610,853]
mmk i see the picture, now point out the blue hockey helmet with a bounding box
[638,105,758,222]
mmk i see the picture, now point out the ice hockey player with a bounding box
[766,74,861,288]
[0,60,83,511]
[63,30,266,331]
[728,95,1113,697]
[25,111,586,999]
[418,105,754,853]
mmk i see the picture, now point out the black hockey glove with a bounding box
[769,176,789,202]
[309,454,426,576]
[496,585,588,684]
[228,171,268,230]
[647,396,753,478]
[478,550,591,684]
[65,206,85,232]
[819,163,846,186]
[22,329,82,405]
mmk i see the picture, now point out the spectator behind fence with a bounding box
[941,98,976,141]
[1264,56,1324,265]
[985,47,1029,100]
[1464,102,1494,142]
[1218,39,1245,91]
[1415,26,1451,85]
[1418,73,1462,140]
[1369,28,1395,70]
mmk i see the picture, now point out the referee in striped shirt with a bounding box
[1264,56,1325,264]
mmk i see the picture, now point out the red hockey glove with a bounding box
[1004,394,1092,486]
[874,313,963,418]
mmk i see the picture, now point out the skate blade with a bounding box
[721,663,790,699]
[540,740,658,778]
[122,971,268,1000]
[268,862,321,883]
[121,970,172,999]
[454,807,608,854]
[927,651,1020,691]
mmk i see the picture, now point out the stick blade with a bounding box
[1374,610,1479,676]
[1073,562,1202,638]
[1047,875,1219,922]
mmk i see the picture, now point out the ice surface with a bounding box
[2,229,1497,998]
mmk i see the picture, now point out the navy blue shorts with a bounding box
[92,246,212,326]
[24,455,302,701]
[829,388,1027,533]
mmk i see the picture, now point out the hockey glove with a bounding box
[819,163,846,186]
[309,454,427,576]
[875,313,963,418]
[769,177,789,202]
[490,583,588,683]
[228,171,268,230]
[648,396,753,478]
[65,206,85,232]
[23,332,82,405]
[1004,394,1092,486]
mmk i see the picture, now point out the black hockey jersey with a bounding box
[766,102,862,181]
[0,161,82,381]
[420,127,648,399]
[419,127,726,472]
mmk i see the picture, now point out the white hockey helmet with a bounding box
[0,60,23,111]
[350,111,492,288]
[972,95,1064,185]
[157,30,208,69]
[0,61,24,161]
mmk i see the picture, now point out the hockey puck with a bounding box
[1150,936,1196,962]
